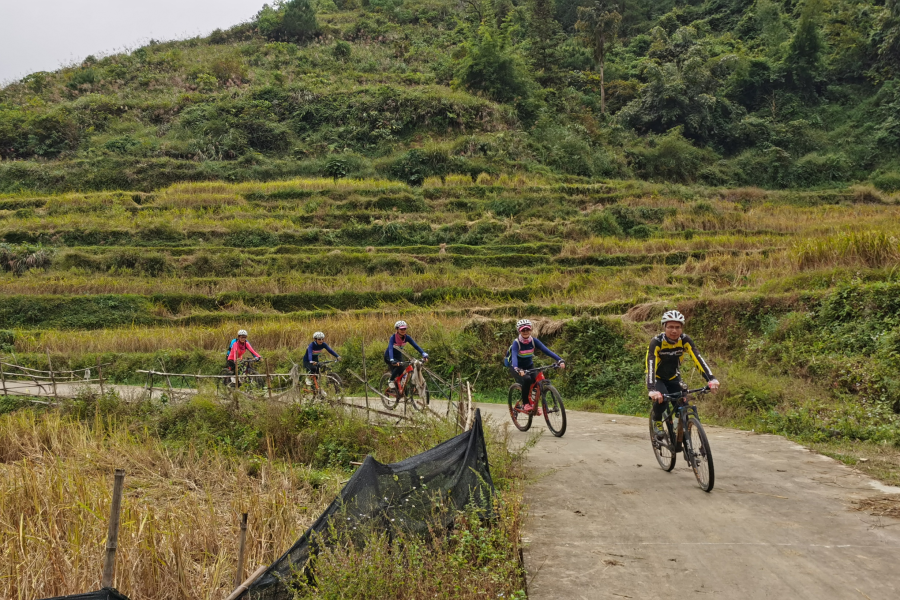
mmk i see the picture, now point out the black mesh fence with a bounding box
[238,409,494,600]
[39,588,130,600]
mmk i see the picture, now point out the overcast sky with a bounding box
[0,0,270,84]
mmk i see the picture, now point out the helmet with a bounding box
[313,331,325,339]
[516,319,533,332]
[237,329,248,336]
[394,320,408,329]
[660,310,685,325]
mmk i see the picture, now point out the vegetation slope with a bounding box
[1,0,900,191]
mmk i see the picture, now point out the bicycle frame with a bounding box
[307,360,337,393]
[394,360,422,397]
[658,386,709,451]
[517,365,558,414]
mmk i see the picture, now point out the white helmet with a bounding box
[237,329,248,336]
[660,310,685,324]
[516,319,533,331]
[394,320,408,329]
[313,331,325,339]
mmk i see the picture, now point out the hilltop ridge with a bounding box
[1,0,899,192]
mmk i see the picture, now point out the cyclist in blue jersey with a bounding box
[304,331,340,385]
[384,320,428,391]
[508,319,565,411]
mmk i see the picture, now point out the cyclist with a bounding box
[647,310,719,444]
[507,319,565,412]
[226,329,261,373]
[304,331,340,385]
[384,320,428,392]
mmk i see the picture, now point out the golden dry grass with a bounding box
[0,410,333,600]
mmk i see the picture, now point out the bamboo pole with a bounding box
[235,513,248,588]
[225,564,268,600]
[101,469,126,588]
[464,382,475,431]
[97,356,105,395]
[361,339,370,423]
[46,350,57,399]
[264,358,273,399]
[0,361,6,397]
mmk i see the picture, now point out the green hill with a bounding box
[2,0,900,192]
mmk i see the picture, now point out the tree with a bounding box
[782,0,826,96]
[575,1,622,114]
[877,0,900,79]
[456,21,534,104]
[528,0,566,81]
[256,0,319,43]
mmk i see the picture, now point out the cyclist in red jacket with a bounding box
[226,329,261,373]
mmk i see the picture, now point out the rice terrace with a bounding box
[1,0,900,598]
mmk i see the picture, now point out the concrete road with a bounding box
[474,404,900,600]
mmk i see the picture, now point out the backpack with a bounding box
[225,338,237,357]
[502,342,514,368]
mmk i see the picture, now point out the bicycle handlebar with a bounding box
[662,385,710,400]
[518,363,562,375]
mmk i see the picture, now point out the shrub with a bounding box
[256,0,320,43]
[872,172,900,193]
[332,40,352,61]
[628,129,718,184]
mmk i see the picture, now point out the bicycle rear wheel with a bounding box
[650,414,677,472]
[686,416,715,492]
[541,384,566,437]
[507,384,532,432]
[379,373,399,410]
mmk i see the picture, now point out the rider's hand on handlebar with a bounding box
[708,379,720,392]
[516,368,525,376]
[557,361,566,370]
[649,390,664,403]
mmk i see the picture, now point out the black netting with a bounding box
[239,409,494,600]
[39,588,130,600]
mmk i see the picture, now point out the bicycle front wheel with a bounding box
[650,414,677,472]
[541,384,566,437]
[324,374,345,404]
[686,416,714,492]
[408,383,430,412]
[507,384,532,432]
[379,373,399,410]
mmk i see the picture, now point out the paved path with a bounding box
[474,404,900,600]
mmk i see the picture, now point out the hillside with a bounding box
[1,0,900,191]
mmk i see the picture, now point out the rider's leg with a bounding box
[226,359,236,373]
[388,362,405,389]
[652,380,680,440]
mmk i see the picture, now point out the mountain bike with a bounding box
[507,364,566,437]
[380,359,429,411]
[218,357,264,393]
[650,386,715,492]
[301,359,344,403]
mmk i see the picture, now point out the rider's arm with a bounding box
[682,335,715,382]
[324,343,339,358]
[510,340,520,369]
[646,337,661,391]
[246,342,260,358]
[387,335,397,363]
[407,336,428,358]
[305,343,315,363]
[533,338,562,363]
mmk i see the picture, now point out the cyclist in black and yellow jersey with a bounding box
[647,310,719,443]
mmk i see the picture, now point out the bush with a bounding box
[627,129,718,184]
[872,172,900,193]
[256,0,319,43]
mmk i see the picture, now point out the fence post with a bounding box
[361,339,370,422]
[264,358,273,400]
[235,513,248,588]
[46,350,58,400]
[465,382,475,431]
[97,357,105,396]
[0,361,6,397]
[101,469,126,588]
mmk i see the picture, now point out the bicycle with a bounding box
[507,364,566,437]
[301,360,344,403]
[649,386,715,492]
[218,357,264,393]
[379,359,430,412]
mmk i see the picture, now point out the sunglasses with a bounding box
[520,328,532,333]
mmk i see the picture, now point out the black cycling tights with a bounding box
[651,378,685,421]
[510,367,538,405]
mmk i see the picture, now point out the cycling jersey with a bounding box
[645,332,714,390]
[305,341,339,364]
[509,337,561,371]
[384,333,427,363]
[227,340,260,362]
